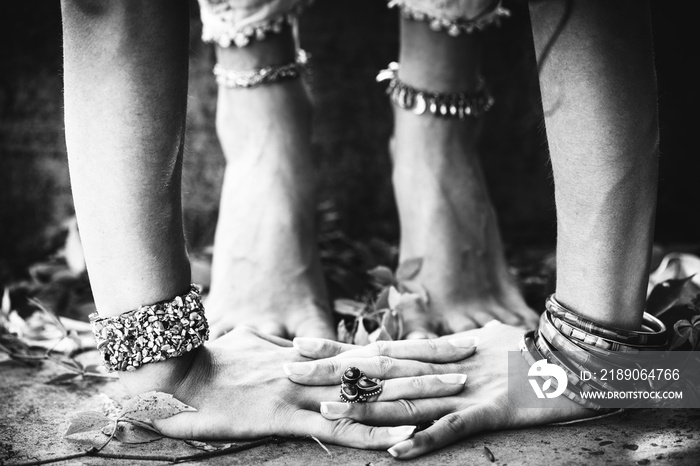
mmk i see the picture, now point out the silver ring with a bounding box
[339,366,383,403]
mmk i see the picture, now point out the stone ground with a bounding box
[2,348,699,466]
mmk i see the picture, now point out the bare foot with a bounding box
[392,109,539,336]
[206,79,333,340]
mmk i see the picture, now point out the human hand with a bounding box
[120,327,478,449]
[290,323,596,458]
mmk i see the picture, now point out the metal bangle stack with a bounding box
[520,294,668,411]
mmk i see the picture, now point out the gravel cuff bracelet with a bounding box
[213,49,309,89]
[376,62,494,118]
[89,285,209,372]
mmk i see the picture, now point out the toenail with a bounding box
[293,337,324,352]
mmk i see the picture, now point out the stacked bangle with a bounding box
[213,49,309,89]
[545,295,667,347]
[520,294,669,411]
[89,285,209,373]
[376,62,494,119]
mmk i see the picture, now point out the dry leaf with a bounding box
[64,412,112,437]
[119,391,197,422]
[103,421,163,444]
[185,440,236,451]
[47,373,80,385]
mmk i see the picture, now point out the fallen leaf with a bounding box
[185,440,236,451]
[396,258,423,282]
[104,420,163,444]
[647,277,695,317]
[64,412,112,437]
[47,372,81,384]
[119,391,197,422]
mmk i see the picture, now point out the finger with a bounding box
[293,337,357,358]
[293,410,417,450]
[387,404,498,459]
[254,321,289,339]
[284,355,470,385]
[317,373,466,408]
[319,397,461,426]
[295,336,478,363]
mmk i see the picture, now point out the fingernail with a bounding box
[387,425,416,440]
[388,439,414,458]
[448,336,478,348]
[293,337,324,352]
[437,373,467,385]
[320,402,350,415]
[282,362,315,376]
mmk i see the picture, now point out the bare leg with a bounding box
[393,18,539,336]
[384,0,661,458]
[207,29,333,339]
[61,0,193,391]
[532,0,658,328]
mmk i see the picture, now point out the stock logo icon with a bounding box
[528,359,568,399]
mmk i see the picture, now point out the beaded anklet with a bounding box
[213,49,309,89]
[376,62,494,119]
[89,285,209,372]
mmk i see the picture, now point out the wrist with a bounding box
[118,346,198,395]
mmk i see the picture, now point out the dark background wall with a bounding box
[0,0,697,280]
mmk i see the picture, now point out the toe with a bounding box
[253,321,288,339]
[405,331,439,340]
[442,314,478,334]
[294,316,335,339]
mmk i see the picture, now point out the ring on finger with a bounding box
[340,366,383,403]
